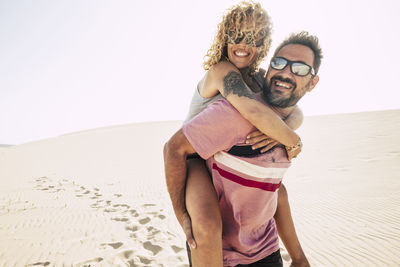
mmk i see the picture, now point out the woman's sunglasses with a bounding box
[227,31,265,47]
[270,57,315,77]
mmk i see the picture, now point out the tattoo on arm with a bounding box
[222,71,256,99]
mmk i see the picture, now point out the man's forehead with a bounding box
[276,44,314,65]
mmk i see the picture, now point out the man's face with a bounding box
[264,44,319,108]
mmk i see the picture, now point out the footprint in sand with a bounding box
[75,257,104,267]
[171,245,185,253]
[139,217,151,225]
[143,241,163,255]
[125,225,138,232]
[129,209,139,217]
[137,256,152,264]
[104,208,118,213]
[26,262,51,266]
[119,249,134,259]
[35,178,185,263]
[111,216,130,222]
[113,203,130,209]
[34,177,63,193]
[90,193,101,199]
[146,226,161,238]
[101,242,123,249]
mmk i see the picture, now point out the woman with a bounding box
[181,2,308,266]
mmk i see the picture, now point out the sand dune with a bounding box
[0,110,399,266]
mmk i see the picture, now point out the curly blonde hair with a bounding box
[203,1,272,74]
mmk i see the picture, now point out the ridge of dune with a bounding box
[0,110,399,266]
[59,120,183,138]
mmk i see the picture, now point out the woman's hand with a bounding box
[246,130,279,153]
[246,130,302,160]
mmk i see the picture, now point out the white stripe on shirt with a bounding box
[214,151,287,179]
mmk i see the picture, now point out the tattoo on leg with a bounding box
[223,71,256,99]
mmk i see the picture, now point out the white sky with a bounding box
[1,0,400,145]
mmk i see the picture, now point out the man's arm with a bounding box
[274,185,310,267]
[163,128,197,248]
[164,128,196,225]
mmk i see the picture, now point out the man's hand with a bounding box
[182,211,197,249]
[290,258,310,267]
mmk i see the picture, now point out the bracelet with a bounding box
[286,138,302,152]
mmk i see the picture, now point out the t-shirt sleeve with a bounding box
[183,99,253,160]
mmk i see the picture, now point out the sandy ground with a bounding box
[0,110,399,266]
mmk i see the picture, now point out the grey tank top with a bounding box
[183,88,224,123]
[184,72,265,123]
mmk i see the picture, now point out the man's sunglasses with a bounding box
[270,57,315,77]
[227,31,265,47]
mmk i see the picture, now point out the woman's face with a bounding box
[227,40,258,70]
[226,22,262,70]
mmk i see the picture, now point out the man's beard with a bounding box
[263,76,311,108]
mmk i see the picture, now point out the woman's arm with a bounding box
[247,106,303,156]
[200,61,300,147]
[285,105,303,130]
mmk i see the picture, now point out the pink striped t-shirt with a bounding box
[183,98,291,266]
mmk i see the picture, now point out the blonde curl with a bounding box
[203,1,272,74]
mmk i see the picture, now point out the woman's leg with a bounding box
[185,158,223,267]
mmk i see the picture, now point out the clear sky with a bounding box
[1,0,399,145]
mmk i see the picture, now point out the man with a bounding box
[164,32,322,266]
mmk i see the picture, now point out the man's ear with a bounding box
[307,75,319,92]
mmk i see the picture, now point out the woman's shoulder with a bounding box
[200,60,238,97]
[208,60,238,75]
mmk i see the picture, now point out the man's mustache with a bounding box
[271,76,296,87]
